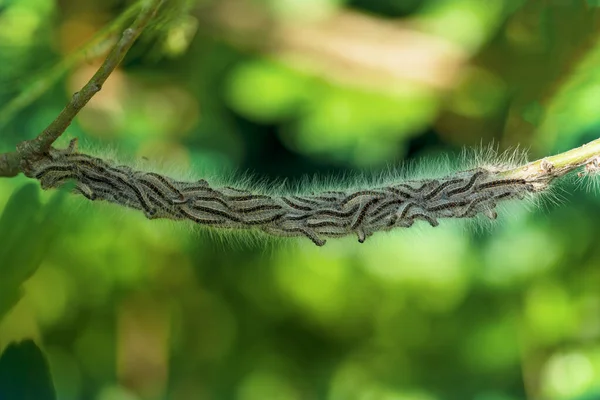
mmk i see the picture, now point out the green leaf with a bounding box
[0,340,56,400]
[0,184,42,320]
[0,183,68,321]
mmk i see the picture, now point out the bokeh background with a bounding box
[1,0,600,399]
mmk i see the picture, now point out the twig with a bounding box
[0,0,147,130]
[0,149,20,178]
[502,137,600,185]
[27,0,164,154]
[0,0,164,177]
[19,136,600,246]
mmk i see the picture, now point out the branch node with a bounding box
[122,28,136,40]
[71,91,81,104]
[584,156,600,175]
[541,158,554,173]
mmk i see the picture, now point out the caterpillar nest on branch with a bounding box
[27,139,552,246]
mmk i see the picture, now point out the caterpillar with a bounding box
[28,139,552,247]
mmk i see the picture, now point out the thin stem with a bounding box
[22,135,600,246]
[502,137,600,185]
[0,153,19,178]
[30,0,164,154]
[0,0,146,130]
[0,0,165,178]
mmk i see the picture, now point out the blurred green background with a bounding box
[2,0,600,399]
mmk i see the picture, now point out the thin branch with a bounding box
[0,0,164,178]
[502,137,600,185]
[19,136,600,246]
[0,0,147,130]
[0,151,20,178]
[0,153,19,178]
[28,0,164,154]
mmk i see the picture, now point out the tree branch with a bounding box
[502,137,600,186]
[0,0,164,178]
[0,0,147,130]
[19,136,600,246]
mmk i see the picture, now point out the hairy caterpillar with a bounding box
[26,139,548,246]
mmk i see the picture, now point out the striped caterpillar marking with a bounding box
[306,219,346,228]
[370,198,406,216]
[137,176,184,213]
[181,183,213,193]
[29,140,540,246]
[73,156,158,218]
[37,169,77,190]
[385,187,412,197]
[425,200,470,213]
[224,193,271,202]
[312,205,360,218]
[423,178,463,200]
[187,203,242,223]
[291,195,319,204]
[179,206,228,226]
[245,213,285,226]
[192,196,230,209]
[81,167,154,215]
[34,164,72,179]
[315,228,348,238]
[368,209,395,225]
[350,197,381,230]
[280,197,314,211]
[474,179,528,191]
[284,213,313,221]
[397,202,418,221]
[446,170,487,196]
[459,195,495,218]
[140,172,185,203]
[341,190,387,208]
[233,204,282,213]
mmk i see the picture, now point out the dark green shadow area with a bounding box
[0,339,56,400]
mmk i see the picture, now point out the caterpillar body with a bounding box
[28,139,543,246]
